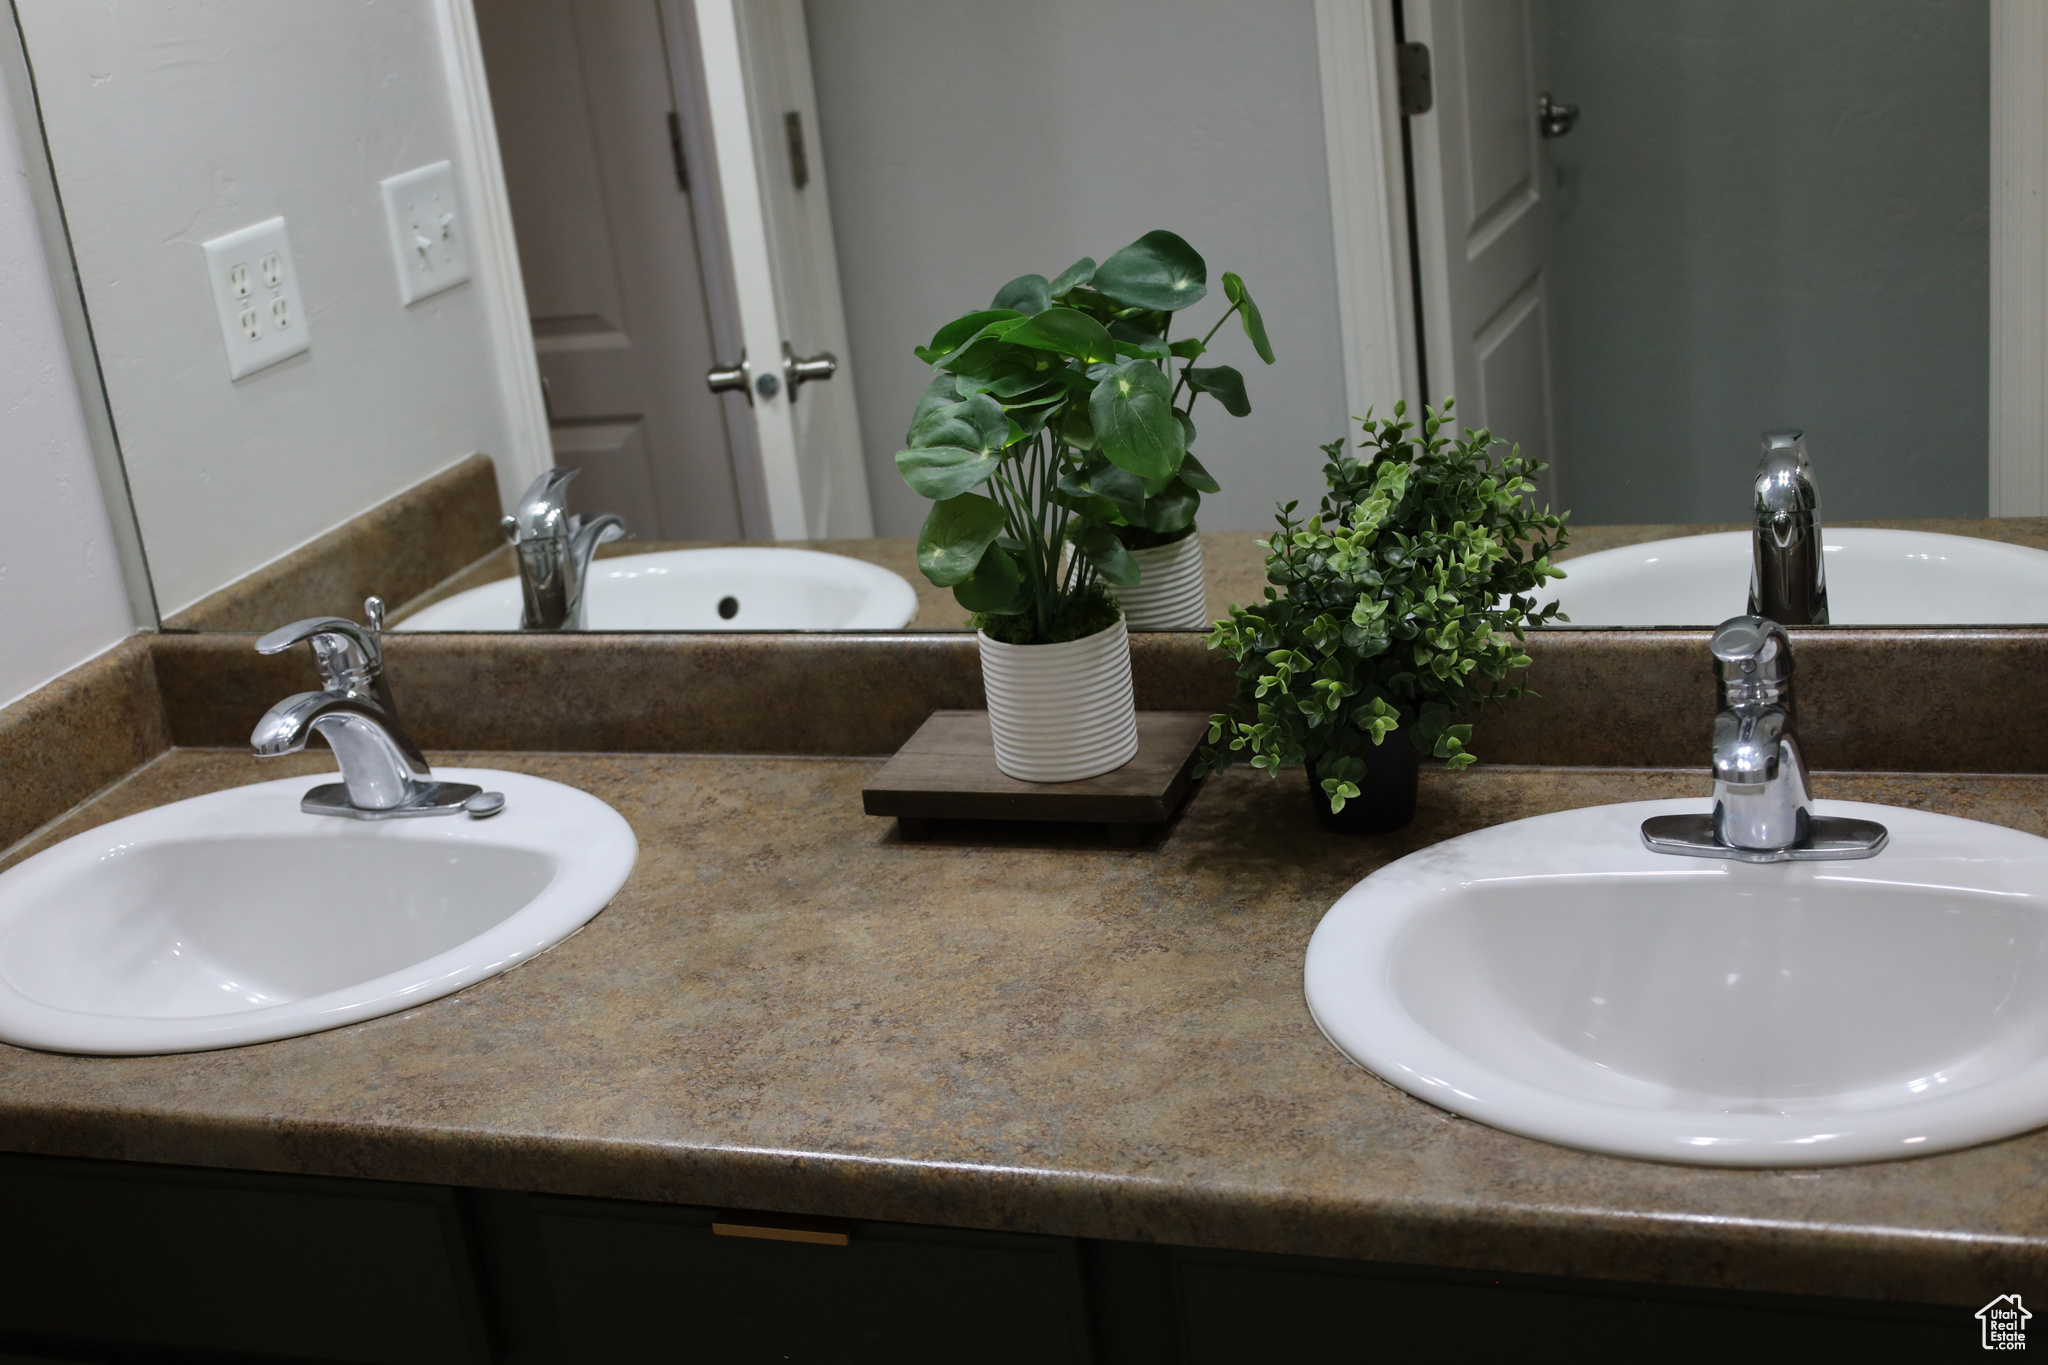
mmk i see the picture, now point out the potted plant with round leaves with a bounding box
[897,230,1274,781]
[1199,400,1569,831]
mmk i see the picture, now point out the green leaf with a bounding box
[952,541,1028,613]
[937,334,1012,376]
[1177,451,1221,494]
[1049,257,1095,296]
[1058,457,1148,522]
[1071,524,1141,586]
[1222,272,1275,363]
[1107,319,1170,360]
[1187,364,1251,417]
[1060,404,1098,451]
[1090,360,1185,479]
[954,365,1050,399]
[1173,408,1197,448]
[896,444,1002,500]
[991,274,1051,315]
[1001,307,1119,363]
[1143,481,1198,534]
[1093,230,1208,312]
[916,492,1007,587]
[905,373,960,443]
[906,393,1009,455]
[1169,337,1207,361]
[915,309,1024,364]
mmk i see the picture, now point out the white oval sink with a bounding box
[0,768,636,1054]
[1306,798,2048,1165]
[1545,528,2048,626]
[396,547,919,631]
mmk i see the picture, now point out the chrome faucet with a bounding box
[250,597,502,819]
[1748,430,1828,625]
[500,468,626,631]
[1641,615,1883,862]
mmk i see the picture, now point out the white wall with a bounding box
[17,1,521,617]
[805,0,1354,537]
[0,58,134,709]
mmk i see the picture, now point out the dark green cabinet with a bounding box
[532,1198,1089,1364]
[0,1154,490,1364]
[0,1154,1982,1364]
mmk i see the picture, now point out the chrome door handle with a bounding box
[707,357,751,399]
[783,342,837,402]
[1538,92,1578,139]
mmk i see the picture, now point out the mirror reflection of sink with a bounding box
[1543,528,2048,626]
[395,547,920,631]
[1305,798,2048,1166]
[0,769,636,1055]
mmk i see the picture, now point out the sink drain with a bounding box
[717,595,739,620]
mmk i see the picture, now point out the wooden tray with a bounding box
[862,710,1211,842]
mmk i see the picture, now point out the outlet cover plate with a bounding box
[381,160,470,304]
[202,217,310,380]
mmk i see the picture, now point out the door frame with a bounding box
[432,0,555,506]
[1991,0,2048,515]
[1322,0,2048,516]
[1314,0,1420,428]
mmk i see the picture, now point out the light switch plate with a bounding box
[380,160,470,304]
[202,217,310,380]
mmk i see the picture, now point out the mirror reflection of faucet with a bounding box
[1749,430,1828,626]
[499,467,628,631]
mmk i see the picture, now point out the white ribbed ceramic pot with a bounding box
[1108,531,1209,630]
[978,618,1140,783]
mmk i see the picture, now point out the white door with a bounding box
[664,0,874,540]
[474,0,742,539]
[1404,0,1564,504]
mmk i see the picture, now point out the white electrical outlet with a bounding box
[380,160,470,304]
[202,217,310,380]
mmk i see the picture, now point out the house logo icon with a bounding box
[1979,1294,2030,1350]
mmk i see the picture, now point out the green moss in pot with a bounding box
[1200,400,1570,831]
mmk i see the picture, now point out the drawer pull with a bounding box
[711,1210,854,1247]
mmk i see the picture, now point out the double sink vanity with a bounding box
[1,620,2046,1359]
[0,454,2045,1360]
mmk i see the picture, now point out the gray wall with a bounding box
[1547,0,1989,524]
[805,0,1353,537]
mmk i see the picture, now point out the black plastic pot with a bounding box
[1306,730,1420,835]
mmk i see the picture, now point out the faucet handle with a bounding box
[1709,614,1792,684]
[255,614,383,692]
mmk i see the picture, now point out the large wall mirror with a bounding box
[10,0,2030,636]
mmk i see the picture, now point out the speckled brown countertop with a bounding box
[3,747,2044,1308]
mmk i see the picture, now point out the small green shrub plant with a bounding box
[1200,399,1569,811]
[894,230,1274,645]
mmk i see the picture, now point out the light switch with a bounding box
[380,161,470,304]
[202,217,310,380]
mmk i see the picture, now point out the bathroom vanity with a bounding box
[0,631,2038,1362]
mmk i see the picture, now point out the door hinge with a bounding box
[1397,41,1433,116]
[784,110,810,190]
[666,110,689,192]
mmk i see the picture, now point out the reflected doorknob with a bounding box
[783,341,837,402]
[1538,91,1579,139]
[707,355,752,404]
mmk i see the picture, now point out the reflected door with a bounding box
[1405,0,1564,505]
[475,0,742,540]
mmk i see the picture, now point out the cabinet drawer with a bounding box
[533,1197,1090,1364]
[0,1155,488,1364]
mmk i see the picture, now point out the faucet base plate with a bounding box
[1641,813,1889,862]
[300,780,486,820]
